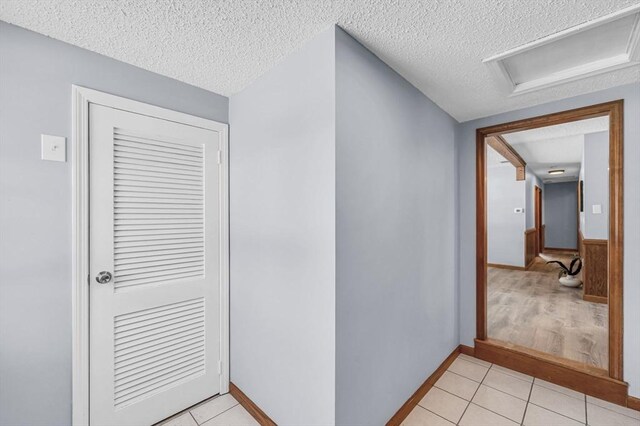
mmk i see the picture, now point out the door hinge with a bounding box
[217,150,222,164]
[217,360,222,375]
[87,274,90,285]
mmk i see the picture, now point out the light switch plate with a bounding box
[592,204,602,214]
[41,134,66,162]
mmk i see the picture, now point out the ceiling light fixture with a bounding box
[548,169,565,175]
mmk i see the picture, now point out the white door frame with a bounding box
[71,86,230,426]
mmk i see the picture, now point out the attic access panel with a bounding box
[484,5,640,95]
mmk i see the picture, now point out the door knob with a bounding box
[96,271,113,284]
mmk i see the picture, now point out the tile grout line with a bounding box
[480,381,530,402]
[434,384,525,425]
[534,378,586,402]
[419,405,457,425]
[457,354,491,368]
[584,393,587,426]
[158,393,227,425]
[191,400,240,425]
[445,369,483,384]
[530,380,591,423]
[520,377,534,425]
[527,401,589,424]
[491,365,535,383]
[433,385,476,402]
[456,361,492,425]
[586,400,640,421]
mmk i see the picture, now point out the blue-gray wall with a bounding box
[0,22,228,426]
[457,83,640,398]
[582,131,609,240]
[229,27,336,426]
[487,164,526,267]
[544,182,578,250]
[335,28,458,425]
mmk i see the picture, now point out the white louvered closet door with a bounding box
[89,104,221,426]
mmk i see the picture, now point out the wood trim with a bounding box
[459,345,475,356]
[583,239,608,245]
[524,228,536,269]
[476,132,487,341]
[582,238,608,303]
[628,396,640,412]
[584,294,608,304]
[487,263,526,271]
[543,247,579,253]
[579,230,585,257]
[535,188,542,256]
[476,100,624,383]
[609,99,624,381]
[386,346,461,426]
[486,135,527,180]
[475,339,628,405]
[230,383,277,426]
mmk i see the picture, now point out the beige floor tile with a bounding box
[472,384,527,423]
[435,371,480,400]
[458,403,519,426]
[490,364,533,383]
[447,358,489,382]
[587,403,640,426]
[401,406,455,426]
[587,396,640,420]
[482,369,532,400]
[201,405,259,426]
[529,384,586,423]
[523,404,584,426]
[418,387,468,424]
[534,378,584,400]
[160,412,198,426]
[457,354,491,368]
[190,394,239,424]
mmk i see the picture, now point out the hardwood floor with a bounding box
[487,253,608,369]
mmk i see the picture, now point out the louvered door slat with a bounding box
[113,129,204,296]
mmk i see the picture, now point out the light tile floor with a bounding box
[402,353,640,426]
[157,393,259,426]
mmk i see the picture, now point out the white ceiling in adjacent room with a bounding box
[502,116,609,184]
[1,0,639,122]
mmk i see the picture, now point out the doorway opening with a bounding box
[474,100,625,404]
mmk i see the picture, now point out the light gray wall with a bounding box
[335,28,458,425]
[0,22,228,426]
[229,27,336,426]
[487,164,526,267]
[525,168,544,230]
[582,131,609,240]
[457,83,640,397]
[544,182,578,250]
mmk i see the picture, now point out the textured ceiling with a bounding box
[502,117,609,183]
[1,0,639,121]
